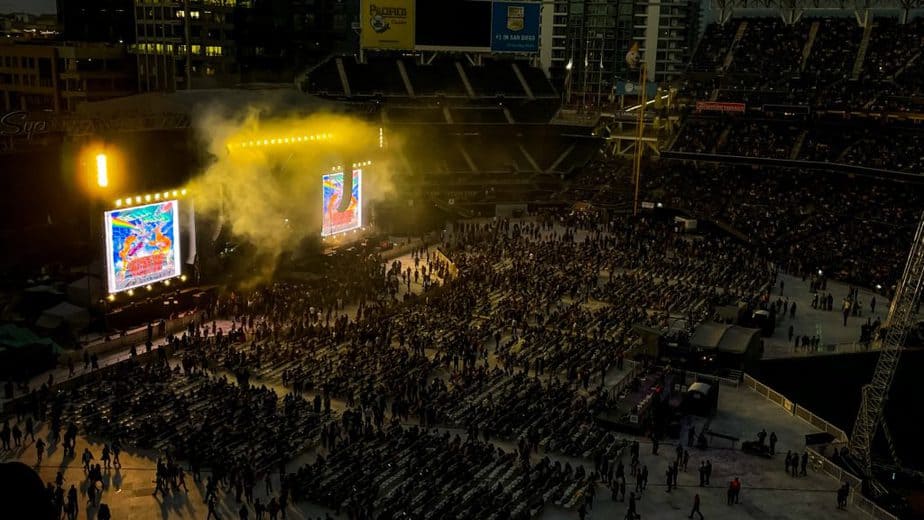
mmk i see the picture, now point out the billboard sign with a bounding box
[322,170,362,236]
[491,1,540,52]
[615,80,658,97]
[104,200,181,293]
[360,0,415,50]
[695,101,746,113]
[415,0,492,50]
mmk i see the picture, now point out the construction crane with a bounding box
[848,211,924,485]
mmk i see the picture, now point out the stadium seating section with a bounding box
[302,56,557,104]
[684,16,924,111]
[673,15,924,175]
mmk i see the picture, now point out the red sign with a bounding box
[330,208,355,227]
[128,254,165,277]
[695,101,746,113]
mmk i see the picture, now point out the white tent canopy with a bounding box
[66,275,105,307]
[36,302,90,331]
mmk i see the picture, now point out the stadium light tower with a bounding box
[84,146,112,331]
[96,153,109,188]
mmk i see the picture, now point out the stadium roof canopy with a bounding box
[711,0,923,8]
[62,87,340,135]
[77,87,337,121]
[710,0,924,23]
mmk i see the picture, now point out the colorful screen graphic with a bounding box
[104,200,182,293]
[322,170,362,236]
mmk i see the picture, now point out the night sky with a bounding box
[0,0,55,14]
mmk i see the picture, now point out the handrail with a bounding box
[661,150,924,182]
[742,373,848,440]
[686,369,740,387]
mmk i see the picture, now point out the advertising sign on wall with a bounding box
[695,101,746,113]
[490,1,540,52]
[360,0,415,50]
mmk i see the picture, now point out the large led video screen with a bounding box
[322,169,362,236]
[415,0,492,48]
[104,200,181,293]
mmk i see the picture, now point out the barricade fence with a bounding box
[63,311,205,364]
[610,359,645,399]
[742,374,896,520]
[686,369,740,387]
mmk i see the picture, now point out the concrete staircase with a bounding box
[800,21,820,72]
[511,62,535,100]
[396,60,415,97]
[335,57,351,97]
[893,51,921,80]
[518,145,542,172]
[455,61,476,98]
[714,125,731,154]
[790,129,808,160]
[459,144,478,172]
[852,22,875,80]
[548,144,575,173]
[502,107,515,124]
[722,20,749,71]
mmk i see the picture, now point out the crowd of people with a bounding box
[674,15,924,184]
[49,362,327,475]
[1,11,917,518]
[684,16,924,112]
[670,116,924,175]
[0,209,789,519]
[292,424,595,519]
[638,162,920,289]
[560,154,921,291]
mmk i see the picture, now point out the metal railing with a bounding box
[686,369,740,387]
[742,374,846,440]
[741,374,897,520]
[609,358,645,400]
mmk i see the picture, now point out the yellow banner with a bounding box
[360,0,415,50]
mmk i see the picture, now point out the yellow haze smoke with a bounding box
[188,109,394,280]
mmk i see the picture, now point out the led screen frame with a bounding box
[322,169,362,237]
[103,200,182,294]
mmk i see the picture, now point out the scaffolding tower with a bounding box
[848,211,924,482]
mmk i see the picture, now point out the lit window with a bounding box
[176,9,185,17]
[190,11,200,19]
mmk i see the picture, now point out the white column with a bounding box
[539,0,555,76]
[644,0,661,79]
